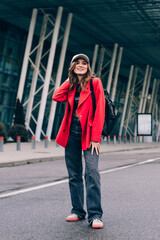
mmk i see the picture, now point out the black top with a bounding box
[73,85,81,113]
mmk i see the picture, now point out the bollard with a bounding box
[101,136,104,144]
[159,136,160,142]
[142,135,144,143]
[32,136,36,149]
[104,136,107,142]
[113,135,116,144]
[129,135,132,143]
[17,136,21,151]
[44,136,48,148]
[124,135,127,143]
[118,135,121,144]
[0,136,4,152]
[134,135,136,143]
[137,135,140,143]
[107,135,110,144]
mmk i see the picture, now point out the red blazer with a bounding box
[52,77,105,150]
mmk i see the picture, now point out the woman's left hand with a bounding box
[89,141,100,155]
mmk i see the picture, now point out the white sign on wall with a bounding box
[137,113,152,136]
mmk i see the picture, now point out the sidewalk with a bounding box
[0,140,160,168]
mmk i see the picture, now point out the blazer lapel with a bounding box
[78,81,91,108]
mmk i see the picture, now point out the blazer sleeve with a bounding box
[52,80,71,102]
[90,78,105,142]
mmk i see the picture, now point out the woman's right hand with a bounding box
[89,141,100,155]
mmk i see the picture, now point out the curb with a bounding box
[0,145,159,168]
[0,156,64,168]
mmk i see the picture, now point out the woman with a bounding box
[52,53,105,229]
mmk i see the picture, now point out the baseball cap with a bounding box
[70,53,90,64]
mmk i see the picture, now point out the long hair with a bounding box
[68,61,92,91]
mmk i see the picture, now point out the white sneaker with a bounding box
[92,219,103,229]
[66,214,79,222]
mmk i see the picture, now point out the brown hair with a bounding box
[68,61,92,91]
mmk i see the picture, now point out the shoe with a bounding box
[92,219,103,229]
[66,213,80,222]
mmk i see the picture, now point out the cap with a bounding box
[70,53,90,64]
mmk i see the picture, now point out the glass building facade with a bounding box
[0,15,155,140]
[0,19,27,131]
[0,17,71,137]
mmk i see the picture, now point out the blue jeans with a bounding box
[65,115,103,223]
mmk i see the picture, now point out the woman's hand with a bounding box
[89,141,100,155]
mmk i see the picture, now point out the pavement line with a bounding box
[0,157,160,199]
[0,179,68,199]
[100,157,160,175]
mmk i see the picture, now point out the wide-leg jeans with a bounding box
[65,115,103,223]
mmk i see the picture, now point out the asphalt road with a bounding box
[0,148,160,240]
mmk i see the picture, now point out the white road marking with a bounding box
[0,157,160,199]
[0,179,68,199]
[100,157,160,174]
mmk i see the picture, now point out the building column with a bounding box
[25,14,48,129]
[142,67,152,113]
[124,67,138,135]
[156,113,160,142]
[152,80,159,115]
[35,6,63,141]
[46,13,73,140]
[148,78,157,113]
[91,44,99,73]
[97,47,105,78]
[119,65,134,137]
[138,65,149,113]
[155,103,159,142]
[17,9,38,101]
[106,43,118,93]
[110,47,123,102]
